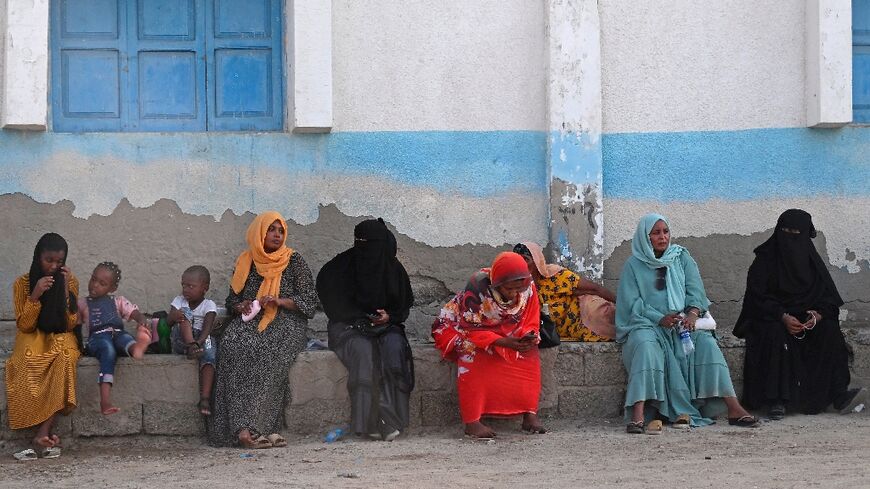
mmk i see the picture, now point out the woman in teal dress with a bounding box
[616,214,758,434]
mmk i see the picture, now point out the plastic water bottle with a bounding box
[678,323,695,355]
[324,427,347,443]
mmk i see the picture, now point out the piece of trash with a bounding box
[485,439,495,445]
[704,456,712,460]
[239,453,255,459]
[853,403,865,413]
[337,473,360,479]
[305,338,329,351]
[301,459,322,463]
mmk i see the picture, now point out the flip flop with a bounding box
[13,448,38,461]
[243,435,273,449]
[728,415,760,427]
[673,414,691,429]
[645,419,663,435]
[266,433,287,448]
[626,420,644,434]
[40,447,62,459]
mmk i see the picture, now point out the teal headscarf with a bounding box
[630,213,687,312]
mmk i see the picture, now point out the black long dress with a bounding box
[734,210,850,414]
[316,219,415,438]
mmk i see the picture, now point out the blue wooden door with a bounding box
[854,0,870,123]
[51,0,282,132]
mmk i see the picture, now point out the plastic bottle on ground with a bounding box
[324,427,347,443]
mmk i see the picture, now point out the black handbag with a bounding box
[538,313,560,349]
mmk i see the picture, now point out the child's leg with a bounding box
[89,333,120,415]
[117,328,150,360]
[179,321,195,344]
[198,344,216,415]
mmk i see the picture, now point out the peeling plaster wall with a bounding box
[598,1,870,328]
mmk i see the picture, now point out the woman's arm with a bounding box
[574,277,617,303]
[281,253,318,318]
[13,276,41,334]
[225,268,250,317]
[385,263,413,324]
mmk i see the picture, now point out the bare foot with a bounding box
[130,325,152,359]
[49,434,61,447]
[464,421,496,439]
[33,435,54,449]
[101,400,121,415]
[521,413,547,433]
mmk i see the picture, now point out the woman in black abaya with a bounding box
[317,219,414,441]
[734,209,865,419]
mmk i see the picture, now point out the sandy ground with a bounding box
[1,413,869,489]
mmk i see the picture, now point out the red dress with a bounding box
[432,268,541,423]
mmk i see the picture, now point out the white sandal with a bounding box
[13,448,38,461]
[41,446,62,459]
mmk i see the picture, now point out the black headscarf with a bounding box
[733,209,843,337]
[28,233,77,334]
[317,218,413,324]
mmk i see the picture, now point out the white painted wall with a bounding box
[331,0,547,132]
[806,0,852,127]
[0,0,6,123]
[600,0,807,134]
[2,0,49,130]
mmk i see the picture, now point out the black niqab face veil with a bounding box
[754,209,842,308]
[352,218,397,311]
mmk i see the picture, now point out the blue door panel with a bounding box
[214,0,269,38]
[854,0,870,45]
[62,50,121,117]
[215,49,272,116]
[60,0,120,39]
[854,48,870,123]
[138,52,199,117]
[138,0,196,40]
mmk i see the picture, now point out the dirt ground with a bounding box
[1,413,868,489]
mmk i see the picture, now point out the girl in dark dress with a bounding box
[316,218,414,441]
[735,209,865,419]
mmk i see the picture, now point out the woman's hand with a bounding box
[493,335,537,353]
[803,310,822,328]
[781,313,804,335]
[682,309,699,331]
[29,275,55,301]
[370,309,390,325]
[260,295,297,311]
[235,300,253,316]
[60,266,71,290]
[658,313,682,329]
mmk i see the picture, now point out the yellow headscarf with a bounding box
[230,211,294,332]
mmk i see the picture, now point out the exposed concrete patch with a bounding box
[549,177,604,277]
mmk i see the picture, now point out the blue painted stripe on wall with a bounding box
[602,127,870,200]
[0,131,547,198]
[549,130,601,185]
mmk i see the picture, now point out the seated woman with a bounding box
[617,214,757,434]
[734,209,865,419]
[432,252,545,438]
[316,218,415,441]
[513,241,616,341]
[208,211,318,449]
[7,233,80,460]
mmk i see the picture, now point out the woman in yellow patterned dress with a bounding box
[513,242,616,341]
[6,233,80,459]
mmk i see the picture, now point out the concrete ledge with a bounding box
[2,336,868,440]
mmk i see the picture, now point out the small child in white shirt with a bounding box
[167,265,217,416]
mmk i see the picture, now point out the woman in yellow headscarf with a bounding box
[208,211,318,449]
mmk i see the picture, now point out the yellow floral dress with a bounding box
[537,269,610,342]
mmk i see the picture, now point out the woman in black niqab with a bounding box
[735,209,863,418]
[316,218,414,440]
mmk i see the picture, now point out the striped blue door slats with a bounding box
[206,0,283,131]
[854,0,870,123]
[50,0,282,132]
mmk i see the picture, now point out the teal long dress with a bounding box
[616,251,736,426]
